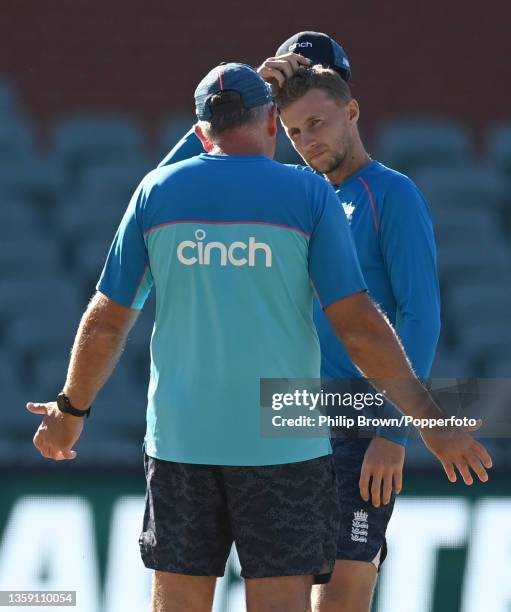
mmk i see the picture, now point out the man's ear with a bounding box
[194,123,214,152]
[267,104,278,137]
[348,99,360,124]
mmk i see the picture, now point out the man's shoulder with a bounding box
[360,161,428,209]
[279,162,331,192]
[364,161,418,190]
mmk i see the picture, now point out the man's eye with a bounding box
[310,119,322,127]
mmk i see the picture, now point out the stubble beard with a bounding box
[307,149,348,176]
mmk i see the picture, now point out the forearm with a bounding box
[63,295,134,409]
[327,295,443,422]
[375,314,440,443]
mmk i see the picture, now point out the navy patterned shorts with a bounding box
[139,452,339,583]
[331,437,396,570]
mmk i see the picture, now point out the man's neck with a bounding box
[209,132,268,157]
[325,140,372,186]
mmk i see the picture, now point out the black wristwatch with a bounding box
[56,392,91,418]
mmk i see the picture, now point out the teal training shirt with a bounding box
[97,154,367,465]
[158,132,441,446]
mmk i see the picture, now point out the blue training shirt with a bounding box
[97,153,366,466]
[159,130,441,446]
[313,161,440,443]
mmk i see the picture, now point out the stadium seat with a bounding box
[159,114,196,155]
[29,354,70,399]
[51,115,146,186]
[433,208,502,246]
[460,323,511,363]
[436,241,511,283]
[0,118,36,162]
[0,79,18,114]
[429,348,473,378]
[0,158,65,207]
[0,199,41,241]
[414,165,503,214]
[81,158,153,202]
[487,122,511,176]
[0,238,63,282]
[447,283,511,327]
[8,316,77,358]
[374,118,473,174]
[73,238,111,286]
[0,278,83,323]
[55,191,126,245]
[484,356,511,377]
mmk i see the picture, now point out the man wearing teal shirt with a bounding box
[28,61,491,612]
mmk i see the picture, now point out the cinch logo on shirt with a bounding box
[289,42,313,50]
[176,229,273,268]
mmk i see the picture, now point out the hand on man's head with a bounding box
[257,52,311,91]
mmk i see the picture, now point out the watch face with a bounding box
[56,393,68,412]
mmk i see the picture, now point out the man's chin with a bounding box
[306,155,344,176]
[304,156,330,173]
[307,159,334,174]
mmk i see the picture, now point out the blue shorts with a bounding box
[331,436,396,570]
[139,452,340,582]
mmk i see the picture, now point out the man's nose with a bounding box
[300,131,317,151]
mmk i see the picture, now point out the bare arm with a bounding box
[63,291,140,408]
[326,292,492,484]
[326,292,438,419]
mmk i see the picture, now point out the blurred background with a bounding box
[0,1,510,610]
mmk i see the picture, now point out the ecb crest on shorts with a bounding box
[351,509,369,543]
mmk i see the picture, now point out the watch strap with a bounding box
[57,392,91,418]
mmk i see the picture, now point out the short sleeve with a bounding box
[96,183,154,310]
[308,180,367,307]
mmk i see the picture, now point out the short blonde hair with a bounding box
[276,65,352,110]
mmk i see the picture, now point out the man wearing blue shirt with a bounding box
[28,62,491,612]
[158,33,442,612]
[259,32,441,612]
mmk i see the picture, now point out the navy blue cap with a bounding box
[275,31,351,82]
[194,62,273,120]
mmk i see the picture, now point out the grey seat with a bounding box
[30,354,71,399]
[484,356,511,377]
[0,80,18,115]
[436,241,510,282]
[487,123,511,175]
[1,350,39,437]
[0,199,41,241]
[433,208,502,246]
[429,348,473,378]
[0,158,65,206]
[414,165,503,214]
[52,115,146,188]
[0,238,63,282]
[55,191,125,244]
[8,316,77,358]
[374,119,473,174]
[0,119,36,162]
[81,158,152,201]
[447,283,511,329]
[460,323,511,363]
[0,278,82,322]
[73,238,111,285]
[160,115,196,154]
